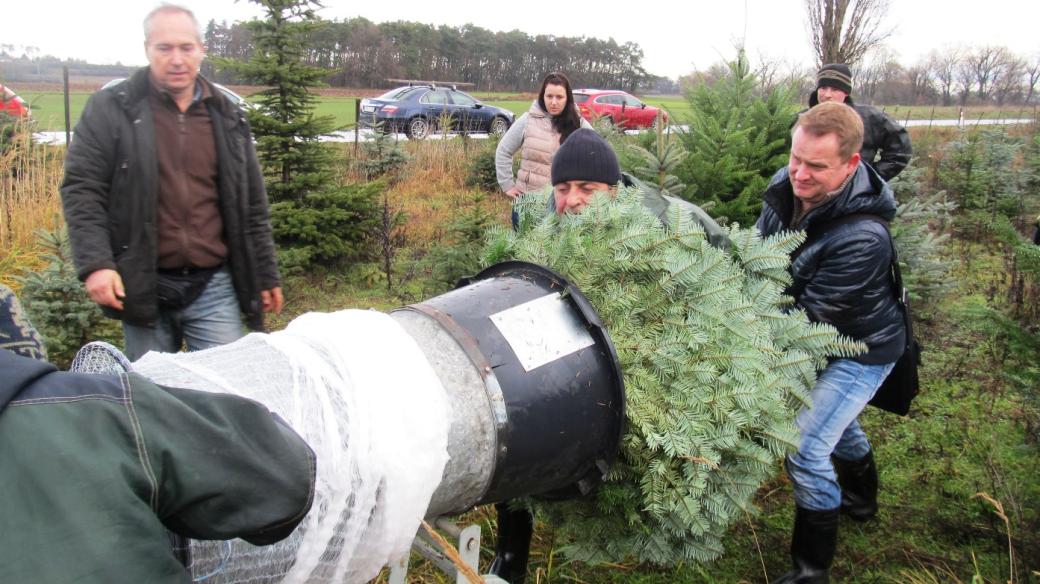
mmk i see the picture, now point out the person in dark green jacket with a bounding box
[0,348,315,584]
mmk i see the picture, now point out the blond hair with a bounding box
[794,101,864,160]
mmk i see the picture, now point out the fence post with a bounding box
[63,65,71,146]
[354,98,360,158]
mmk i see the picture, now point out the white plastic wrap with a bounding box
[134,309,451,583]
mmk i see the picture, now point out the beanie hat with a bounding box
[816,63,854,95]
[550,128,622,186]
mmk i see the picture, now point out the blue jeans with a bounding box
[122,268,244,361]
[786,358,896,511]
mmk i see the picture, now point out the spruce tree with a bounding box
[482,188,863,565]
[676,51,797,226]
[220,0,379,272]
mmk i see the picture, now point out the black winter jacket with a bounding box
[756,162,905,364]
[807,92,913,181]
[61,68,279,330]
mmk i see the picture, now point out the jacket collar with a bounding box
[116,67,232,119]
[0,350,57,412]
[527,100,549,118]
[763,161,896,229]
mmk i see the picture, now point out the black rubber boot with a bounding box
[770,506,840,584]
[833,450,878,521]
[488,502,534,584]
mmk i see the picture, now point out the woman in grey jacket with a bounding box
[495,72,590,226]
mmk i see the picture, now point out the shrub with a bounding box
[15,229,121,367]
[938,128,1028,237]
[270,182,382,275]
[424,192,496,290]
[464,140,501,192]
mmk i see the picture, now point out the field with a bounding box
[18,84,1033,132]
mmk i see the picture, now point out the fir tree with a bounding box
[226,0,332,203]
[220,0,379,272]
[16,229,122,367]
[675,51,797,226]
[629,122,687,197]
[482,188,863,565]
[887,167,957,306]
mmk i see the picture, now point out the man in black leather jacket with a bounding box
[757,102,905,584]
[808,63,912,182]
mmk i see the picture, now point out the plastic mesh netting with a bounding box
[133,309,452,583]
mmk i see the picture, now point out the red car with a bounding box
[0,84,31,118]
[573,89,666,130]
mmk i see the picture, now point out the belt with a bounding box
[157,264,223,277]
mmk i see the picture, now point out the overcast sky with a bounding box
[4,0,1038,80]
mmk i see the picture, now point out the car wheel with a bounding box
[489,117,509,137]
[407,117,430,140]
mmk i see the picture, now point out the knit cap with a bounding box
[550,128,622,186]
[817,63,854,94]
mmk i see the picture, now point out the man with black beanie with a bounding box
[809,63,912,182]
[544,128,730,247]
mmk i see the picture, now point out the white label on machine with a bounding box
[489,292,595,371]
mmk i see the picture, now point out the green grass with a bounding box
[19,91,92,132]
[29,88,1029,133]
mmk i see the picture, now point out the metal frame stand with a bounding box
[388,517,508,584]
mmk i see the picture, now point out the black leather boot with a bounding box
[771,506,840,584]
[488,502,534,584]
[833,450,878,521]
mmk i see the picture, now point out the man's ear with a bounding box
[845,152,861,173]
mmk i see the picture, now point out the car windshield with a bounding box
[377,87,423,101]
[573,94,590,103]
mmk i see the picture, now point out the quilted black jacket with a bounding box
[756,162,905,364]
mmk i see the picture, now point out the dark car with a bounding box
[359,85,514,140]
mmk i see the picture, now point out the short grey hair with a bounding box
[143,4,202,43]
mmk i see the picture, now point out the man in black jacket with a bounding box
[808,63,912,182]
[758,102,906,584]
[61,4,282,361]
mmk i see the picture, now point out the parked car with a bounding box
[0,84,31,118]
[99,78,254,110]
[573,89,666,130]
[359,85,514,140]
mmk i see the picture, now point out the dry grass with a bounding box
[0,119,66,290]
[343,137,512,248]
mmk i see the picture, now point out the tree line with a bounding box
[679,44,1040,108]
[203,17,653,92]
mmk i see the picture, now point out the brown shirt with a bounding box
[149,80,227,270]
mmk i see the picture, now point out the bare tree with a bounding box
[927,48,962,107]
[1025,53,1040,105]
[992,54,1025,107]
[966,45,1011,103]
[804,0,894,67]
[856,48,898,102]
[905,61,934,105]
[956,56,976,105]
